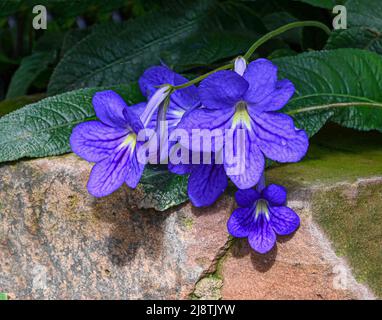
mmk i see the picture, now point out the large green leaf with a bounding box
[325,27,382,54]
[293,0,341,9]
[162,33,253,71]
[47,0,215,95]
[346,0,382,30]
[275,49,382,136]
[6,51,56,98]
[0,84,142,163]
[0,93,45,117]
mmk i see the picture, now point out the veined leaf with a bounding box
[346,0,382,30]
[293,0,341,9]
[48,0,215,95]
[275,49,382,136]
[6,51,56,99]
[138,166,189,211]
[325,27,382,54]
[0,93,45,117]
[163,33,253,71]
[0,84,142,163]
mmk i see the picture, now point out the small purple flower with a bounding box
[227,181,300,254]
[178,58,309,189]
[70,90,146,197]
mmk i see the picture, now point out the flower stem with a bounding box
[243,20,331,61]
[172,63,233,90]
[171,20,331,91]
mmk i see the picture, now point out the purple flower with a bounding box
[227,182,300,254]
[70,90,146,197]
[178,58,309,189]
[139,65,200,131]
[169,152,227,207]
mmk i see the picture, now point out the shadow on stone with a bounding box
[277,231,297,244]
[230,238,277,272]
[91,191,168,267]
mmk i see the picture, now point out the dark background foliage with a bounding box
[0,0,335,100]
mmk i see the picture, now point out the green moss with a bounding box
[0,293,8,300]
[191,275,223,300]
[266,125,382,297]
[182,217,194,230]
[311,183,382,297]
[190,236,233,300]
[267,125,382,190]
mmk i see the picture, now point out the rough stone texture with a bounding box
[0,125,381,300]
[0,155,232,299]
[221,194,375,300]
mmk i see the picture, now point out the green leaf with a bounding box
[346,0,382,30]
[325,27,382,54]
[60,29,91,57]
[293,0,341,9]
[138,166,189,211]
[6,51,56,98]
[0,93,45,117]
[274,49,382,136]
[163,33,253,71]
[262,11,302,45]
[48,0,215,95]
[0,84,142,163]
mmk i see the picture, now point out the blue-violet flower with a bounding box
[178,58,309,189]
[227,182,300,254]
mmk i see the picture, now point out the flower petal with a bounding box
[168,162,192,175]
[243,59,278,104]
[87,146,131,197]
[139,65,191,98]
[262,184,287,206]
[270,206,300,235]
[235,188,260,207]
[70,121,127,162]
[227,207,253,238]
[199,70,249,110]
[225,129,265,189]
[92,90,128,128]
[176,107,234,153]
[122,104,144,134]
[252,79,295,113]
[253,112,309,163]
[124,147,145,189]
[248,215,276,254]
[188,164,228,207]
[139,65,199,124]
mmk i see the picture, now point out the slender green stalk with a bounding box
[172,63,233,90]
[243,21,331,60]
[287,101,382,115]
[172,20,331,91]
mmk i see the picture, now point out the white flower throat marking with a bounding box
[232,101,251,130]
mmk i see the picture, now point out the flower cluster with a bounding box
[70,56,309,254]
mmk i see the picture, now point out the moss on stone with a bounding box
[190,236,233,300]
[191,275,223,300]
[311,182,382,297]
[267,125,382,190]
[267,125,382,297]
[182,217,194,230]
